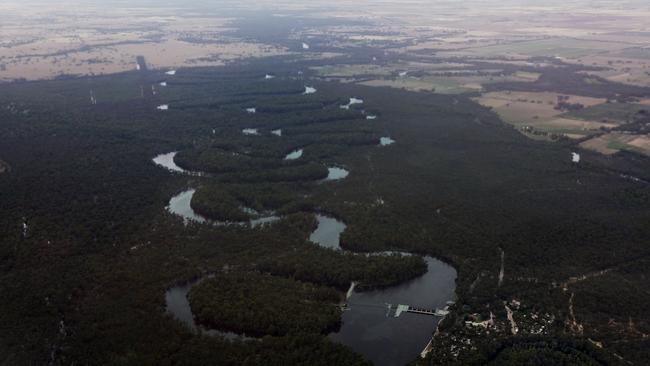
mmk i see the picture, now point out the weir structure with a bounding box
[391,304,449,318]
[342,302,449,318]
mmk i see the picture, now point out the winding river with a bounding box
[153,152,185,173]
[284,149,303,160]
[167,189,280,227]
[332,257,455,366]
[310,215,457,366]
[158,92,454,364]
[165,209,456,366]
[153,152,204,176]
[165,275,255,340]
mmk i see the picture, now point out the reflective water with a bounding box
[329,257,456,366]
[242,128,259,135]
[165,275,255,340]
[325,167,349,181]
[152,152,185,173]
[380,137,395,146]
[284,149,303,160]
[572,152,580,163]
[165,203,457,365]
[307,215,457,366]
[308,214,347,250]
[340,97,364,110]
[167,189,279,228]
[303,86,317,94]
[167,189,208,224]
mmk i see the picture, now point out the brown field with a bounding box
[580,133,650,156]
[3,0,650,86]
[475,91,614,138]
[0,4,291,81]
[571,55,650,87]
[0,39,287,81]
[476,91,606,122]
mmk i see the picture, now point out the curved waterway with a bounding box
[308,214,457,366]
[153,152,185,173]
[284,149,303,160]
[167,189,280,227]
[164,211,456,365]
[165,275,254,340]
[162,154,454,365]
[330,257,456,366]
[153,152,204,176]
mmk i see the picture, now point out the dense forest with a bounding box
[188,271,342,337]
[1,53,649,366]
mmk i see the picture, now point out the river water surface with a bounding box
[309,215,457,366]
[164,211,456,365]
[330,257,456,366]
[163,169,456,366]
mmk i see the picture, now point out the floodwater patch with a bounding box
[242,128,259,136]
[340,97,364,110]
[309,214,347,250]
[379,137,396,146]
[325,167,349,181]
[284,149,303,160]
[572,152,581,163]
[303,86,317,95]
[152,152,185,173]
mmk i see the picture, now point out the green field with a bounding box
[619,47,650,59]
[461,38,620,58]
[562,102,648,123]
